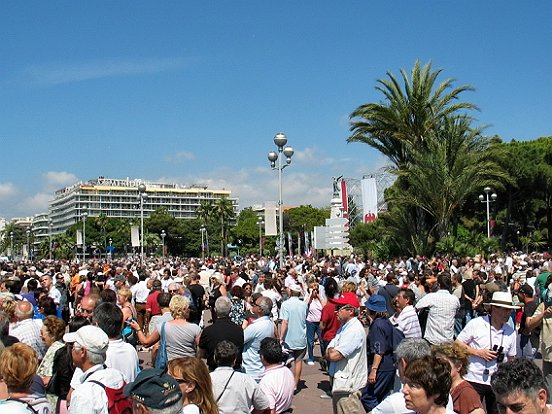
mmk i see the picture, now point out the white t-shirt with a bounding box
[105,339,140,382]
[457,315,517,385]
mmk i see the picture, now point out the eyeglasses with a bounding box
[169,289,178,293]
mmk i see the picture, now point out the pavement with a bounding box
[138,349,334,414]
[292,359,334,414]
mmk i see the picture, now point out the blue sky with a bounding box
[1,2,551,219]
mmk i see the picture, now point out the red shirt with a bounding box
[146,291,161,316]
[320,302,340,342]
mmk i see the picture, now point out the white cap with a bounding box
[63,326,109,354]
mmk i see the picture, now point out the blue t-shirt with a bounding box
[280,297,307,350]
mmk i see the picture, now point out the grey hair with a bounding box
[148,399,183,414]
[395,338,431,363]
[84,349,107,365]
[215,296,232,317]
[257,296,273,316]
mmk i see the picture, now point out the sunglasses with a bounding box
[169,289,178,293]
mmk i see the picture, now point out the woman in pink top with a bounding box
[305,281,326,365]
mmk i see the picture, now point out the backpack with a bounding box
[5,398,38,414]
[89,380,132,414]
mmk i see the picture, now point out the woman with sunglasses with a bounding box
[168,356,218,414]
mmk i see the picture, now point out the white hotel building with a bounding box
[49,176,238,234]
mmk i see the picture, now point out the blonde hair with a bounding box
[169,295,190,319]
[168,357,218,414]
[341,281,357,293]
[43,315,66,341]
[118,287,132,303]
[432,341,470,377]
[0,343,38,392]
[0,300,15,321]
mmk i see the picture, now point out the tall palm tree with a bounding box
[390,116,511,241]
[348,60,477,170]
[214,198,235,257]
[196,200,215,225]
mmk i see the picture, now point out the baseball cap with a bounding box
[113,274,126,283]
[63,326,109,354]
[123,368,182,409]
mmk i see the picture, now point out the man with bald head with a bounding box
[10,300,46,359]
[77,293,99,322]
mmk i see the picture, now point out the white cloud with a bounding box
[26,57,189,86]
[0,182,17,199]
[18,192,51,215]
[42,171,79,192]
[165,151,196,163]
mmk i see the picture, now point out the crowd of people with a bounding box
[0,251,550,414]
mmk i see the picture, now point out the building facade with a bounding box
[49,177,238,234]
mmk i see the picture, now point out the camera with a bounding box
[492,345,505,363]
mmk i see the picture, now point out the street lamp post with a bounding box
[200,226,206,261]
[9,232,14,261]
[268,132,294,270]
[26,228,31,261]
[257,217,264,256]
[161,230,166,260]
[82,212,88,261]
[478,186,497,238]
[138,184,147,264]
[48,219,53,261]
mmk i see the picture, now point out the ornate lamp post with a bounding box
[161,230,166,260]
[268,132,294,270]
[478,187,497,238]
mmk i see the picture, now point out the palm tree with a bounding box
[214,197,235,257]
[389,116,510,244]
[348,60,477,170]
[196,200,215,225]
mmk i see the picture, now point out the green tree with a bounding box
[196,200,215,225]
[391,117,510,241]
[349,60,477,170]
[231,208,262,255]
[214,198,235,257]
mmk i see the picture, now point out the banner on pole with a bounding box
[76,230,83,246]
[264,202,278,236]
[131,226,140,247]
[361,177,378,223]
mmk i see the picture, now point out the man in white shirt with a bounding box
[64,326,126,414]
[93,302,139,382]
[40,274,62,306]
[211,340,270,414]
[325,296,367,414]
[390,288,422,339]
[456,291,519,414]
[11,301,46,359]
[415,272,460,345]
